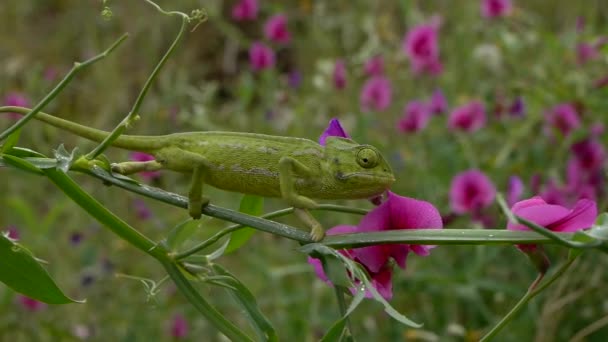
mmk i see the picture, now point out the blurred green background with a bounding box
[1,0,608,341]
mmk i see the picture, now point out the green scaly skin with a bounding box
[0,106,396,241]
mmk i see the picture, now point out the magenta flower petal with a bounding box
[548,199,597,232]
[507,175,524,207]
[319,118,350,145]
[333,59,347,90]
[507,197,597,233]
[264,14,291,44]
[129,152,161,181]
[448,101,486,132]
[481,0,512,18]
[368,266,393,300]
[429,89,447,115]
[398,100,432,133]
[249,42,276,71]
[449,169,496,214]
[170,314,189,339]
[360,76,392,112]
[307,225,358,282]
[402,20,442,75]
[231,0,258,21]
[546,103,580,137]
[364,55,384,77]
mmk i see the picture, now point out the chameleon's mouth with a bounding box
[340,172,396,184]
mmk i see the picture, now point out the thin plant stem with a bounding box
[480,256,578,341]
[334,286,354,338]
[0,34,128,142]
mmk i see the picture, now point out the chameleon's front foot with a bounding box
[294,208,325,242]
[188,196,210,219]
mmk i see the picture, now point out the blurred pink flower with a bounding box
[508,96,525,117]
[448,101,486,132]
[129,152,161,181]
[231,0,258,21]
[429,89,447,115]
[481,0,512,18]
[398,100,432,133]
[288,70,302,89]
[264,14,291,44]
[403,20,443,75]
[249,42,275,71]
[308,192,442,300]
[507,175,524,207]
[18,295,46,312]
[546,103,580,137]
[507,196,596,240]
[332,59,347,90]
[571,138,605,172]
[319,118,350,145]
[360,76,392,112]
[364,55,385,76]
[577,43,599,64]
[170,314,189,339]
[5,226,19,240]
[133,199,152,220]
[3,92,30,119]
[449,169,496,214]
[540,180,568,206]
[590,123,604,137]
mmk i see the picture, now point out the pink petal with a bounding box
[319,118,350,145]
[369,266,393,300]
[507,203,570,231]
[549,199,597,232]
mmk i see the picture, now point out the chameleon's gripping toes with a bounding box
[2,107,396,241]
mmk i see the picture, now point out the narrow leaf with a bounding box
[0,234,82,304]
[166,219,204,250]
[0,128,21,153]
[320,317,348,342]
[1,155,44,175]
[225,195,264,254]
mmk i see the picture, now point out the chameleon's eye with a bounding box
[356,148,379,169]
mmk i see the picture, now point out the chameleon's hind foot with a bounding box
[111,160,163,175]
[188,196,210,220]
[294,208,325,242]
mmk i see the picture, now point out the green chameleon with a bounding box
[1,106,395,241]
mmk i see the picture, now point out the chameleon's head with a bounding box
[324,137,396,199]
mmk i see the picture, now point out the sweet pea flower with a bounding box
[449,169,496,214]
[507,175,524,207]
[402,20,443,75]
[507,197,596,248]
[571,139,605,172]
[398,100,432,133]
[231,0,258,21]
[363,55,384,76]
[319,118,350,145]
[546,103,580,137]
[170,314,189,339]
[18,295,46,312]
[360,76,392,112]
[481,0,512,18]
[264,14,291,44]
[332,59,347,90]
[129,152,162,181]
[5,226,19,240]
[429,89,447,115]
[4,92,30,119]
[448,101,486,132]
[540,179,568,207]
[249,42,276,71]
[308,192,443,299]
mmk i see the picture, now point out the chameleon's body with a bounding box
[1,107,396,240]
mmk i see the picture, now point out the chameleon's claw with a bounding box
[188,196,210,219]
[310,224,325,242]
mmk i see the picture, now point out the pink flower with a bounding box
[429,89,447,115]
[363,55,384,76]
[448,101,486,132]
[398,100,431,133]
[18,295,46,312]
[332,59,347,90]
[133,199,152,220]
[507,175,524,207]
[3,92,30,119]
[264,14,291,44]
[402,21,443,75]
[248,42,276,71]
[571,139,605,172]
[319,118,350,145]
[5,226,19,240]
[507,196,596,239]
[540,180,568,207]
[170,314,189,339]
[360,76,392,112]
[308,192,443,300]
[481,0,512,18]
[449,169,496,214]
[129,152,161,181]
[231,0,258,21]
[508,96,525,117]
[546,103,580,137]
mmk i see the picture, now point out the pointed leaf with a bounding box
[587,213,608,241]
[320,317,348,342]
[166,219,204,250]
[4,146,46,158]
[1,155,44,175]
[0,128,21,153]
[0,234,82,304]
[225,195,264,254]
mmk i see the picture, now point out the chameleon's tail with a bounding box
[0,106,166,152]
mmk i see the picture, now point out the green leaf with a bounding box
[1,155,44,175]
[211,264,277,342]
[166,219,204,250]
[587,213,608,241]
[0,234,82,304]
[0,128,21,153]
[320,254,352,288]
[4,146,46,158]
[225,195,264,254]
[320,317,348,342]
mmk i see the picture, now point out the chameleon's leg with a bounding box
[278,156,324,241]
[111,160,163,175]
[187,164,209,219]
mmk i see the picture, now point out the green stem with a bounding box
[480,256,578,341]
[175,205,368,260]
[334,286,353,337]
[0,34,128,142]
[159,259,254,341]
[87,8,188,159]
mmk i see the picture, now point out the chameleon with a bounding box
[0,106,395,241]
